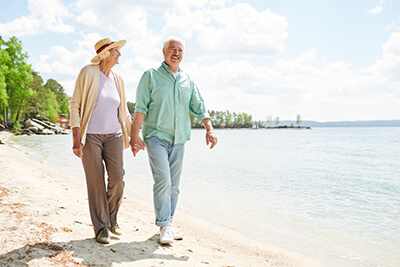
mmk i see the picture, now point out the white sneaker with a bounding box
[171,226,183,240]
[160,226,174,244]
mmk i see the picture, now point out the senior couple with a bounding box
[69,36,217,245]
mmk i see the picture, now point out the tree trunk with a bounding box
[15,97,24,122]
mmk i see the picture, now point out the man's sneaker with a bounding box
[110,224,122,236]
[171,225,183,240]
[96,228,110,244]
[160,226,174,244]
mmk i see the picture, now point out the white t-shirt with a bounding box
[86,71,121,134]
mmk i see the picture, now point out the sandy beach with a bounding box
[0,131,317,266]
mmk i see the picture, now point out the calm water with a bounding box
[9,128,400,266]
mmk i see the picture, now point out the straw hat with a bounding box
[91,37,126,64]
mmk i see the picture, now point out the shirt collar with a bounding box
[162,61,181,75]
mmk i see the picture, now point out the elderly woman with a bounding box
[69,37,132,244]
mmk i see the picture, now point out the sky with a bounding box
[1,0,400,122]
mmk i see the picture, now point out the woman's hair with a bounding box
[163,36,185,50]
[98,50,110,62]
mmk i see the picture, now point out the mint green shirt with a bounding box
[135,62,210,144]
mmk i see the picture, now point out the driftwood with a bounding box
[21,118,68,135]
[31,118,62,133]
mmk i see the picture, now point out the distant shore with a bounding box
[0,130,317,266]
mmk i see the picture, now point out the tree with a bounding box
[209,110,216,125]
[274,116,280,126]
[1,37,34,126]
[189,111,196,127]
[243,112,252,125]
[1,37,74,129]
[23,73,71,122]
[0,37,9,122]
[296,114,302,126]
[127,102,136,117]
[216,111,224,125]
[44,79,70,114]
[237,113,244,125]
[23,71,42,119]
[266,115,273,127]
[43,89,60,122]
[232,112,237,125]
[225,110,232,127]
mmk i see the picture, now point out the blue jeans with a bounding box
[145,137,185,227]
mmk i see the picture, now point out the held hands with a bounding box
[130,135,146,157]
[206,129,217,149]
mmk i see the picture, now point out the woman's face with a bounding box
[107,47,121,66]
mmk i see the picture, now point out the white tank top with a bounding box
[86,71,121,134]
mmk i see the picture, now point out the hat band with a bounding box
[96,41,115,54]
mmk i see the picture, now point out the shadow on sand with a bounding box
[0,234,189,266]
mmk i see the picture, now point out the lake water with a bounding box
[8,127,400,266]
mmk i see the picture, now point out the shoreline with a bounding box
[0,131,316,266]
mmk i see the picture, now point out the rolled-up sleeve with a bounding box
[135,71,151,116]
[189,82,209,122]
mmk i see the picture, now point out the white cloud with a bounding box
[34,33,103,95]
[74,0,150,39]
[186,45,400,121]
[0,0,73,36]
[23,1,399,121]
[163,3,288,57]
[368,0,385,14]
[365,32,400,83]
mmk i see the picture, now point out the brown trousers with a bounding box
[82,133,125,236]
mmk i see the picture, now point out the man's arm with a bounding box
[201,118,217,149]
[130,112,146,157]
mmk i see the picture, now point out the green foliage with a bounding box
[43,89,60,122]
[1,37,70,126]
[274,116,280,126]
[296,114,302,126]
[1,36,34,123]
[43,78,70,115]
[127,102,136,117]
[266,115,273,127]
[11,121,21,133]
[206,109,256,128]
[0,38,9,121]
[225,110,232,126]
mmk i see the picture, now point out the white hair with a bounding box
[98,50,110,62]
[163,36,185,50]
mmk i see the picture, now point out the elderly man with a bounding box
[130,36,217,244]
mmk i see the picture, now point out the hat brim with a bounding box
[91,40,126,64]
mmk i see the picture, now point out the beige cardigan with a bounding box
[69,64,132,149]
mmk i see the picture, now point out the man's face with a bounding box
[163,40,184,69]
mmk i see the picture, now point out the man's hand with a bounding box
[201,118,217,149]
[130,112,147,157]
[205,129,217,149]
[130,135,146,157]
